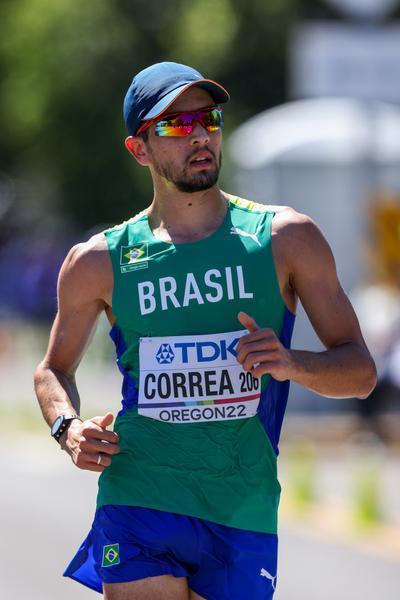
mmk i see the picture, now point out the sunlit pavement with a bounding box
[2,432,399,600]
[276,524,400,600]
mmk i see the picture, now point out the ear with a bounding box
[125,136,150,166]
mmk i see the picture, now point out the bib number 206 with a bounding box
[239,372,259,392]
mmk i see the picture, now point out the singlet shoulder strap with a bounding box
[226,193,272,213]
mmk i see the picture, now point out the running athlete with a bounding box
[34,62,377,600]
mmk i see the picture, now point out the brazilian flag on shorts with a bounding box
[102,544,120,567]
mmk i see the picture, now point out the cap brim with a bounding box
[143,79,230,121]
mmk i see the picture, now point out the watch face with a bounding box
[51,415,64,437]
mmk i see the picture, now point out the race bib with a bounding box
[138,330,260,423]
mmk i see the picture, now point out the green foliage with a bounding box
[171,0,238,72]
[352,460,383,528]
[0,0,297,228]
[0,0,131,141]
[286,439,317,512]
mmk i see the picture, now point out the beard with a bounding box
[149,148,222,193]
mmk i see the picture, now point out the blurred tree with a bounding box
[0,0,299,228]
[0,0,136,227]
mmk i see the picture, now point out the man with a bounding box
[34,61,377,600]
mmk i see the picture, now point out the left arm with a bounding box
[236,213,377,399]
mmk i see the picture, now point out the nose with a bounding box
[190,120,210,145]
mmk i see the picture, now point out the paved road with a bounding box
[2,433,399,600]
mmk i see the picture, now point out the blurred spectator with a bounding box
[351,197,400,437]
[0,176,76,320]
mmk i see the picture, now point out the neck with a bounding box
[146,184,228,244]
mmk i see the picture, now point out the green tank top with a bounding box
[98,193,295,534]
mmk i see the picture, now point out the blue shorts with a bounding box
[64,505,278,600]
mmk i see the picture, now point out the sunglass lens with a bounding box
[155,117,192,137]
[203,109,223,131]
[154,108,223,137]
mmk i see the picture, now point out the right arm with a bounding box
[34,236,120,472]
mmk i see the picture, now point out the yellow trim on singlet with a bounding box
[225,193,270,212]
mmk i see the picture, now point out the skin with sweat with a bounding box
[34,87,377,600]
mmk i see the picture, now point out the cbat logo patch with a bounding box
[120,243,148,273]
[102,543,120,567]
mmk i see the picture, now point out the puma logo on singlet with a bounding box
[260,568,276,590]
[230,226,262,247]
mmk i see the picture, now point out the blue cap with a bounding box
[123,61,230,136]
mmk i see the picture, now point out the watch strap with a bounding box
[51,414,82,443]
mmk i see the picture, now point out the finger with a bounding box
[236,329,276,357]
[237,311,260,333]
[236,338,278,363]
[78,437,120,455]
[241,350,280,372]
[91,412,114,430]
[76,452,112,471]
[80,425,119,444]
[85,413,118,441]
[92,452,112,468]
[77,461,110,473]
[251,361,280,379]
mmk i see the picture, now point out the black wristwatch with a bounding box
[51,414,82,443]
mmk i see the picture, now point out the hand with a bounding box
[236,311,294,381]
[60,412,120,472]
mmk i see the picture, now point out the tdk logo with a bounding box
[174,339,239,363]
[156,344,175,364]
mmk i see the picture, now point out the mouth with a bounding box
[188,152,214,168]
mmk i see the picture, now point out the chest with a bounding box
[111,234,283,338]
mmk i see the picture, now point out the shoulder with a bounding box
[271,206,328,250]
[271,205,316,232]
[270,206,337,284]
[58,233,112,302]
[63,233,109,273]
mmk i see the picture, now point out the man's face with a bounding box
[143,87,222,193]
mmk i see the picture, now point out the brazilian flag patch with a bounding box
[120,243,148,273]
[102,543,120,567]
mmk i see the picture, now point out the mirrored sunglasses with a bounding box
[138,106,224,137]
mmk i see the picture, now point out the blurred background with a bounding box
[0,0,399,598]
